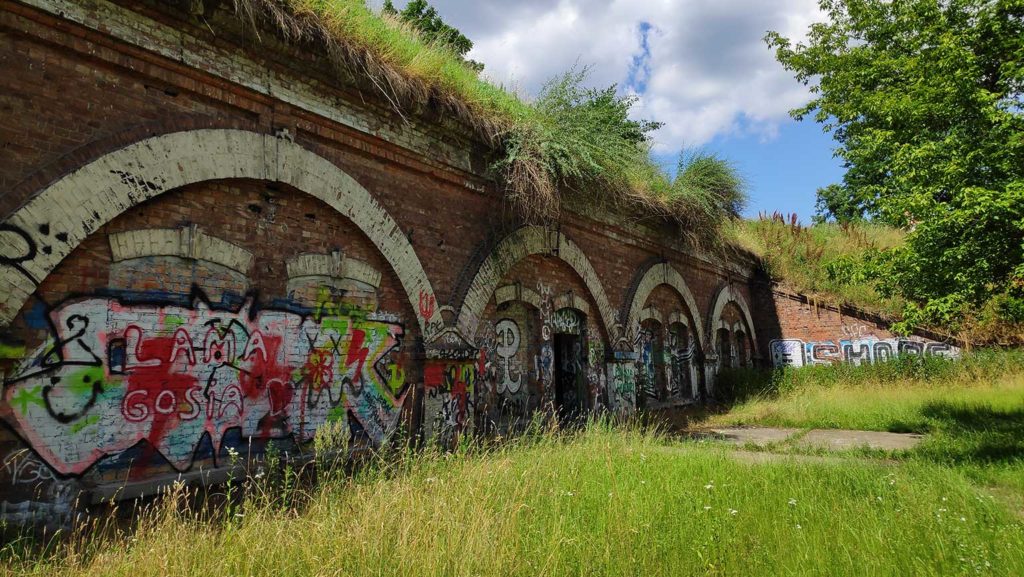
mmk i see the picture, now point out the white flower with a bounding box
[728,509,738,516]
[704,484,714,490]
[960,517,967,522]
[795,524,802,529]
[788,498,797,507]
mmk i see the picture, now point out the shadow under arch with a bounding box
[0,129,436,332]
[706,283,760,358]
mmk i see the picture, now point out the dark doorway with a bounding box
[553,333,583,421]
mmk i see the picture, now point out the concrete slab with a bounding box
[796,429,924,452]
[703,427,801,447]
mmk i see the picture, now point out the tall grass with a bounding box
[231,0,744,240]
[727,213,905,315]
[3,423,1023,577]
[707,350,1024,495]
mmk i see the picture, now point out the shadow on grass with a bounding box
[915,401,1024,465]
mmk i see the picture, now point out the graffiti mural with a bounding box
[634,326,659,402]
[666,323,696,400]
[769,337,960,368]
[494,319,523,395]
[2,293,406,475]
[607,362,636,414]
[551,308,582,335]
[586,340,607,411]
[424,360,477,445]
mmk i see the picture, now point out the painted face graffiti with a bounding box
[2,295,405,475]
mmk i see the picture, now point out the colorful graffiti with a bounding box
[769,337,960,368]
[424,360,477,445]
[2,294,406,475]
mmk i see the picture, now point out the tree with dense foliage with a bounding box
[383,0,483,71]
[768,0,1024,338]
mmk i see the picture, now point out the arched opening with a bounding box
[716,327,734,370]
[551,307,587,422]
[635,318,665,406]
[666,321,697,400]
[0,130,436,478]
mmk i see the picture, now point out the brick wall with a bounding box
[763,290,960,368]
[0,0,772,524]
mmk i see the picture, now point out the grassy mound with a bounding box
[726,213,906,316]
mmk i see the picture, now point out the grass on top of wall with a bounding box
[3,422,1024,577]
[726,214,906,316]
[228,0,745,245]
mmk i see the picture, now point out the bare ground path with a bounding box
[694,427,924,452]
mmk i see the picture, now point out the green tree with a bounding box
[383,0,483,71]
[768,0,1024,333]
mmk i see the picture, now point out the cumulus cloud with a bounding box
[375,0,824,152]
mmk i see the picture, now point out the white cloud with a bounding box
[379,0,824,151]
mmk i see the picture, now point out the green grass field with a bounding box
[3,351,1024,577]
[710,350,1024,501]
[3,426,1023,577]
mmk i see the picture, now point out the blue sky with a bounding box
[655,118,846,221]
[377,0,841,222]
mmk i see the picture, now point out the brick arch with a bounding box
[456,226,617,339]
[0,129,436,332]
[623,262,705,351]
[707,284,759,356]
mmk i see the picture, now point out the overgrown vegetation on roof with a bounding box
[727,213,908,316]
[728,214,1024,344]
[231,0,745,246]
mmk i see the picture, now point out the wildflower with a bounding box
[960,517,967,522]
[704,483,714,490]
[788,498,797,507]
[795,524,802,529]
[728,509,738,516]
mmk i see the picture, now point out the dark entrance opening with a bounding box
[553,333,583,421]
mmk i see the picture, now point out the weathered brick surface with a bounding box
[0,0,861,523]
